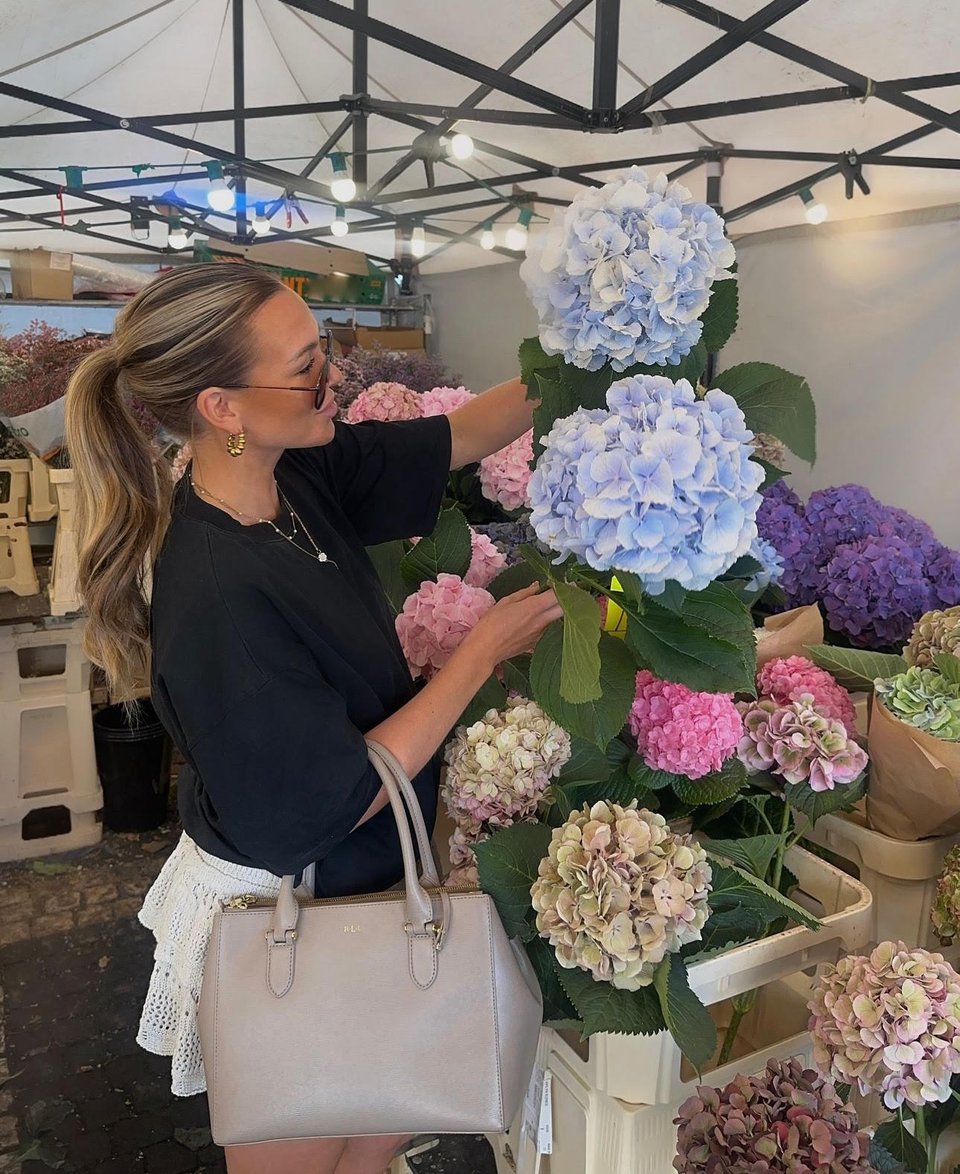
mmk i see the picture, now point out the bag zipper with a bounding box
[222,885,478,911]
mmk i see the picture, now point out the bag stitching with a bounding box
[484,899,504,1128]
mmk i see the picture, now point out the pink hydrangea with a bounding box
[395,573,495,680]
[758,655,858,735]
[345,381,423,423]
[628,670,743,780]
[408,529,506,590]
[738,695,868,791]
[479,429,534,512]
[420,385,475,416]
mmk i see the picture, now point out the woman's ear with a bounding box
[195,387,244,434]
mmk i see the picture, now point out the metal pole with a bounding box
[352,0,368,198]
[232,0,247,238]
[592,0,620,122]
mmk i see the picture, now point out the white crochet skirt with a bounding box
[136,831,313,1097]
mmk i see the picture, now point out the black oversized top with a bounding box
[150,415,453,898]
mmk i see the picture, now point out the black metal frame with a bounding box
[0,0,957,259]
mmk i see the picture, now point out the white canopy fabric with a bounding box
[0,0,957,273]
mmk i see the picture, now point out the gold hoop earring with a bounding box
[226,431,246,458]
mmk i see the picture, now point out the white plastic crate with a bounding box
[48,468,80,615]
[491,978,816,1174]
[545,847,871,1106]
[27,455,58,523]
[803,804,960,953]
[0,619,91,702]
[0,799,102,861]
[0,518,39,597]
[0,459,31,521]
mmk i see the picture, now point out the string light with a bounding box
[330,207,349,237]
[203,161,234,212]
[410,223,427,258]
[329,152,357,202]
[450,132,475,160]
[480,221,496,250]
[799,187,828,225]
[505,207,533,252]
[167,216,188,250]
[251,203,271,236]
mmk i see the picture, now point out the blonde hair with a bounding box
[65,262,284,699]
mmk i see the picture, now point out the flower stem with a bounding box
[717,989,758,1068]
[770,799,793,893]
[913,1107,936,1174]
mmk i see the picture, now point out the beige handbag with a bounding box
[197,739,544,1146]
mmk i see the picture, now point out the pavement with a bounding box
[0,816,497,1174]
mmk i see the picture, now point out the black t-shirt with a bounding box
[150,415,452,898]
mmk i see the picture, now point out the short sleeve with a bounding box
[316,415,452,544]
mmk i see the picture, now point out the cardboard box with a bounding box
[8,250,74,300]
[354,326,426,354]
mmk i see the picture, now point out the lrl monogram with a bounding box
[343,924,361,933]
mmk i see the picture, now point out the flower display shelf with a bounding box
[803,804,960,956]
[48,468,80,616]
[28,455,58,523]
[547,846,871,1107]
[0,458,31,521]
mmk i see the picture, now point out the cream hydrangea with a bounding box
[531,802,712,990]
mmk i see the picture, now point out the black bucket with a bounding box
[93,700,173,833]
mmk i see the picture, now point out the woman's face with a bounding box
[231,285,342,451]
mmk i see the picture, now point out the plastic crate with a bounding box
[0,518,39,597]
[545,847,871,1106]
[0,799,102,861]
[0,619,91,702]
[48,468,80,616]
[0,459,31,521]
[28,455,58,523]
[491,978,816,1174]
[803,804,960,952]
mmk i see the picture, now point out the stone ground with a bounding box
[0,812,497,1174]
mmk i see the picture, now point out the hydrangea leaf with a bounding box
[558,735,613,784]
[399,508,471,590]
[532,366,610,459]
[628,755,678,792]
[557,361,616,404]
[623,340,708,389]
[672,758,748,807]
[757,458,789,490]
[783,771,868,826]
[866,1138,907,1174]
[531,624,637,749]
[654,954,717,1075]
[557,769,659,815]
[364,539,408,615]
[872,1116,927,1173]
[712,362,816,463]
[679,582,756,666]
[557,963,665,1037]
[805,645,907,692]
[701,834,784,881]
[686,905,769,958]
[721,554,764,581]
[554,580,603,704]
[658,582,687,612]
[457,673,508,729]
[519,336,560,391]
[475,821,553,939]
[502,654,532,697]
[487,562,541,601]
[936,652,960,688]
[700,277,739,355]
[525,936,581,1028]
[705,859,821,930]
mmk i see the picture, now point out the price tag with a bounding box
[537,1070,553,1155]
[521,1065,544,1146]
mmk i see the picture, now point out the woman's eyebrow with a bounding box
[288,337,320,364]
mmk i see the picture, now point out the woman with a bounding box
[65,263,561,1174]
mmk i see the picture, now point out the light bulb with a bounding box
[480,226,496,251]
[207,183,234,212]
[330,175,357,203]
[505,224,528,251]
[450,132,474,160]
[799,187,828,225]
[411,225,426,258]
[330,209,349,237]
[168,223,188,250]
[251,205,271,236]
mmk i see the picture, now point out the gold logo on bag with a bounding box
[343,924,361,933]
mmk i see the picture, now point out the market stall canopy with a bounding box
[0,0,957,273]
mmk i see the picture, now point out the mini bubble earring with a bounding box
[226,430,246,458]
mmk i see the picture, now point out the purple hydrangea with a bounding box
[929,545,960,608]
[472,520,540,567]
[756,480,812,603]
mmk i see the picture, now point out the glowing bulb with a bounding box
[411,225,426,258]
[799,187,828,225]
[330,208,349,237]
[207,183,234,212]
[505,224,527,251]
[329,152,356,202]
[450,132,474,160]
[480,224,496,250]
[167,219,188,250]
[251,204,271,236]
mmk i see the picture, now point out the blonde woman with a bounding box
[66,263,561,1174]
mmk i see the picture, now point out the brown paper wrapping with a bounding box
[755,604,825,669]
[866,697,960,840]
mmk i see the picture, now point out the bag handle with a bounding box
[365,739,441,887]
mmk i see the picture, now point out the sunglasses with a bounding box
[221,329,333,411]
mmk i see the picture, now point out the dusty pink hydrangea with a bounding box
[738,695,868,791]
[408,529,506,590]
[479,429,534,512]
[395,573,494,680]
[420,384,475,417]
[628,670,742,780]
[169,443,192,483]
[809,941,960,1110]
[345,381,423,423]
[758,655,858,736]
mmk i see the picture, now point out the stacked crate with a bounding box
[0,458,39,597]
[0,618,102,860]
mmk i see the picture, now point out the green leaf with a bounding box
[784,772,868,826]
[532,366,611,459]
[502,655,532,698]
[713,362,817,464]
[628,755,677,792]
[700,278,739,354]
[519,336,561,388]
[559,768,658,814]
[531,624,637,749]
[554,579,603,704]
[873,1114,928,1173]
[364,540,409,615]
[624,343,708,388]
[653,954,716,1075]
[30,860,75,876]
[559,735,613,784]
[519,543,560,583]
[805,645,907,691]
[399,508,471,589]
[457,673,508,728]
[475,821,552,939]
[705,859,821,931]
[672,758,748,807]
[557,964,665,1037]
[867,1138,907,1174]
[757,459,788,490]
[702,834,784,881]
[658,582,687,612]
[691,905,769,957]
[722,555,764,581]
[487,562,541,601]
[936,652,960,687]
[525,935,581,1027]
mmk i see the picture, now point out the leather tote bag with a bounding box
[197,738,543,1145]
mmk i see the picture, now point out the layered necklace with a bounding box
[191,478,337,568]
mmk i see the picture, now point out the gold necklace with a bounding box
[190,479,337,567]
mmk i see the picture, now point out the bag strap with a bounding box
[364,739,441,886]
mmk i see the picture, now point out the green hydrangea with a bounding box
[875,666,960,741]
[905,606,960,669]
[932,845,960,945]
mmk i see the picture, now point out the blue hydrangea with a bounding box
[528,374,764,593]
[746,536,785,595]
[519,168,735,371]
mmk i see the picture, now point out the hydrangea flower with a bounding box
[905,605,960,669]
[628,670,742,780]
[808,941,960,1110]
[479,429,534,512]
[345,381,423,423]
[875,666,960,741]
[757,656,858,736]
[929,545,960,608]
[409,528,506,590]
[472,520,540,567]
[528,375,764,593]
[932,846,960,945]
[531,801,712,990]
[745,535,784,595]
[420,384,475,417]
[395,573,494,680]
[737,695,868,791]
[520,168,735,370]
[756,479,812,603]
[751,432,788,469]
[674,1058,874,1174]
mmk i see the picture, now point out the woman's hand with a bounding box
[462,582,564,674]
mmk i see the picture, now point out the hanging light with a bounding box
[251,203,271,236]
[479,221,496,251]
[204,161,234,212]
[330,207,349,238]
[799,187,828,225]
[450,132,475,161]
[505,207,533,252]
[129,196,151,242]
[410,223,427,258]
[330,152,357,202]
[167,216,188,250]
